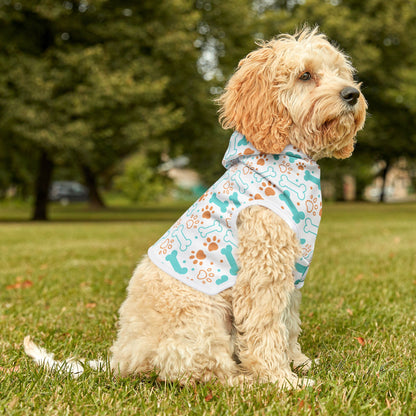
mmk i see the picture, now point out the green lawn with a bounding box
[0,202,415,415]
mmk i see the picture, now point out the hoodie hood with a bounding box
[222,131,312,170]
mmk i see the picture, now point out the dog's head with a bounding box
[218,27,367,160]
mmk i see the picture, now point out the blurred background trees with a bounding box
[0,0,415,219]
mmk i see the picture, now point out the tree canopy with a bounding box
[0,0,415,216]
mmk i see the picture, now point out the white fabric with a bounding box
[148,132,322,295]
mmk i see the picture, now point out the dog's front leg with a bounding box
[286,289,316,373]
[232,206,312,388]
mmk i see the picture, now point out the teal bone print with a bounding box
[198,219,223,238]
[224,133,248,159]
[295,261,308,277]
[229,192,241,208]
[278,174,307,200]
[231,170,249,193]
[278,190,306,224]
[285,151,302,163]
[294,261,308,286]
[238,135,248,146]
[171,224,192,252]
[224,229,238,248]
[253,166,277,182]
[220,244,239,278]
[303,217,319,235]
[209,193,229,213]
[304,170,321,190]
[215,275,229,285]
[165,250,188,275]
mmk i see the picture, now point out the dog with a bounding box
[25,27,366,388]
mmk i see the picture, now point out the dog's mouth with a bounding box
[332,139,356,159]
[321,91,366,132]
[291,92,367,160]
[320,115,350,136]
[321,118,336,132]
[315,113,359,159]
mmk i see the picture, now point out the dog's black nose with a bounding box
[340,87,360,106]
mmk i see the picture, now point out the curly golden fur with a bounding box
[25,27,366,389]
[218,28,366,160]
[108,27,366,388]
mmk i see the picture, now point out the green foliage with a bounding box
[0,130,37,197]
[0,0,190,154]
[1,0,416,206]
[168,0,255,185]
[0,0,196,203]
[114,153,169,203]
[0,0,256,203]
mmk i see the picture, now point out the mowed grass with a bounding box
[0,202,415,415]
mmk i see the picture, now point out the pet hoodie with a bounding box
[148,131,322,295]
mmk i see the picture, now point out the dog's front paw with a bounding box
[293,355,319,374]
[298,377,315,388]
[280,374,315,390]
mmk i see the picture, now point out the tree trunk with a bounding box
[379,160,390,203]
[81,164,106,209]
[32,150,54,221]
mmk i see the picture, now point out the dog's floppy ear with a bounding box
[218,44,292,154]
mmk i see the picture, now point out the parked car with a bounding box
[49,181,89,205]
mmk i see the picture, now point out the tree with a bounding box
[114,153,168,203]
[166,0,256,184]
[0,0,261,217]
[0,0,193,219]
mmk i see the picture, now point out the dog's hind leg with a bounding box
[285,289,316,373]
[152,300,241,385]
[232,206,314,388]
[110,257,241,384]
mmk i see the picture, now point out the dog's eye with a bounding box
[299,72,312,81]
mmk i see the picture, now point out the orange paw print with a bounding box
[186,214,200,229]
[297,162,306,170]
[190,250,206,265]
[259,181,276,196]
[204,236,220,251]
[279,160,292,174]
[255,154,268,166]
[222,181,233,195]
[302,243,312,257]
[201,205,215,219]
[242,166,254,176]
[196,268,214,283]
[305,196,320,214]
[248,193,263,201]
[158,238,173,255]
[197,191,211,203]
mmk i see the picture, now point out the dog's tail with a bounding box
[23,336,106,378]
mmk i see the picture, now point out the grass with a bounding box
[0,201,415,415]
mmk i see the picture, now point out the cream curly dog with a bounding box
[25,27,366,388]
